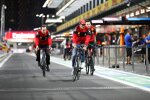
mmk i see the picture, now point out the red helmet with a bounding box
[80,19,86,25]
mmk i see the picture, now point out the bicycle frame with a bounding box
[40,49,47,77]
[85,45,95,75]
[73,46,84,81]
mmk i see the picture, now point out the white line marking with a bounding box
[0,54,13,69]
[0,86,133,92]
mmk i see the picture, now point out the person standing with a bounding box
[124,29,134,64]
[145,31,150,64]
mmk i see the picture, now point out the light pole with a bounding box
[41,15,45,25]
[36,14,45,26]
[1,4,7,41]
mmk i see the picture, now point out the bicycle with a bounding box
[72,45,84,81]
[85,44,95,75]
[40,48,50,77]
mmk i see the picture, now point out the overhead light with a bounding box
[45,19,63,23]
[146,7,150,12]
[47,14,50,18]
[43,0,53,8]
[56,0,76,15]
[39,13,43,17]
[91,20,103,24]
[42,15,46,18]
[52,15,55,18]
[36,14,39,17]
[127,2,130,7]
[51,35,56,39]
[95,25,101,27]
[3,5,7,9]
[130,12,134,17]
[126,14,130,18]
[33,27,40,31]
[58,16,65,20]
[103,17,121,21]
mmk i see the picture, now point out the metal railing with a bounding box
[95,45,150,75]
[54,45,150,75]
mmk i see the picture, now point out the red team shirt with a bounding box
[88,25,96,43]
[35,30,52,46]
[73,25,91,46]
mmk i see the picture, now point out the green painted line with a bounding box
[95,68,150,89]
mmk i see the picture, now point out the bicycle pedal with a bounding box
[79,67,83,69]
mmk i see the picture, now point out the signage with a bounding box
[4,31,36,42]
[91,20,104,24]
[12,32,35,39]
[127,17,150,21]
[103,17,122,21]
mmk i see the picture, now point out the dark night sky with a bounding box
[0,0,56,31]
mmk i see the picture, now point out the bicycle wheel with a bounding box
[90,56,95,75]
[42,66,46,77]
[72,67,77,81]
[77,67,81,80]
[85,57,89,74]
[73,55,81,81]
[42,55,47,77]
[76,56,82,80]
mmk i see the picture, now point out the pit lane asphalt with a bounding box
[0,53,149,100]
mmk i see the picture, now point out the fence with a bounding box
[54,45,150,75]
[95,45,150,75]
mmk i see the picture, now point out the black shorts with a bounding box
[126,47,132,57]
[141,48,146,54]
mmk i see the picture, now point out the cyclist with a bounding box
[35,25,52,71]
[71,19,91,75]
[85,20,97,71]
[61,38,72,60]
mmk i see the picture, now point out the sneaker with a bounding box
[92,68,95,71]
[47,61,50,65]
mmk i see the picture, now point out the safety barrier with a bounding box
[95,45,150,75]
[55,45,150,75]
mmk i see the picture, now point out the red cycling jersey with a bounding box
[35,30,52,46]
[88,25,96,43]
[73,25,91,45]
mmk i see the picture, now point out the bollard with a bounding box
[111,45,119,68]
[145,46,149,74]
[123,46,126,71]
[96,46,99,64]
[116,45,119,68]
[131,46,135,72]
[102,46,104,66]
[108,46,110,68]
